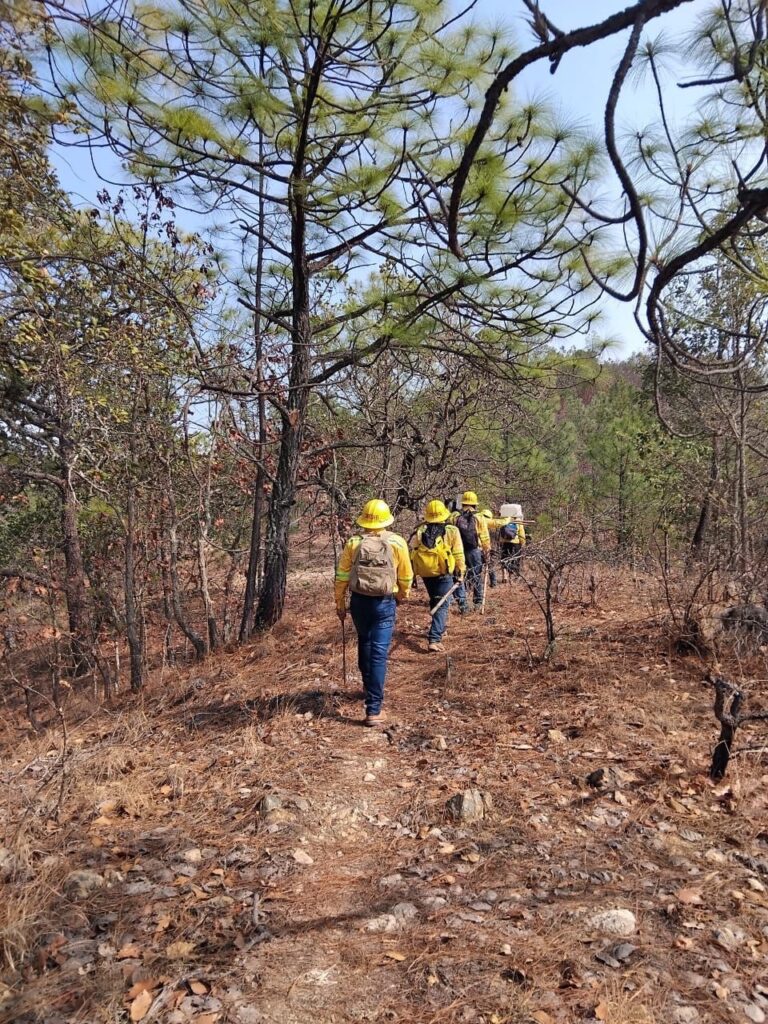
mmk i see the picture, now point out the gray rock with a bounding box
[431,735,448,751]
[182,847,203,865]
[391,901,418,923]
[291,796,311,813]
[595,943,635,969]
[587,908,637,936]
[714,924,746,951]
[258,794,283,815]
[423,896,447,909]
[64,869,105,899]
[0,847,18,881]
[446,789,485,823]
[671,1009,700,1024]
[379,873,404,888]
[125,881,154,896]
[365,913,397,933]
[744,1004,766,1023]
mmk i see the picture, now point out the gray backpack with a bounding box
[349,533,396,597]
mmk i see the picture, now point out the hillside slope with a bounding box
[1,573,767,1024]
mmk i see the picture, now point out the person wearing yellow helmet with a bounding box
[452,490,491,612]
[410,500,465,652]
[334,499,413,727]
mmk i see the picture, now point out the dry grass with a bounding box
[1,568,767,1023]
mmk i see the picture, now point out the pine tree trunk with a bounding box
[166,475,207,660]
[124,483,144,692]
[60,452,91,673]
[691,435,719,555]
[255,169,311,629]
[239,43,268,643]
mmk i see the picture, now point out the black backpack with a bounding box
[455,510,479,552]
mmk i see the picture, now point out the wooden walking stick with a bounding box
[341,617,348,688]
[480,560,490,615]
[429,581,461,617]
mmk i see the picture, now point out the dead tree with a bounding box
[708,674,768,780]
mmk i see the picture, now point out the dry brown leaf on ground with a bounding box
[165,940,196,959]
[676,888,703,905]
[129,989,153,1021]
[117,943,143,960]
[126,978,159,1000]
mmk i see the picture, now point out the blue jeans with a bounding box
[457,549,484,608]
[350,593,396,715]
[424,575,454,643]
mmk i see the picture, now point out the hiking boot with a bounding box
[364,711,386,728]
[428,642,445,653]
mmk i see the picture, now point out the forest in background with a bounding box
[5,4,768,1023]
[2,0,768,694]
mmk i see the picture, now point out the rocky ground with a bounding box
[1,570,767,1024]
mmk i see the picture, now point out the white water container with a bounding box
[500,503,523,520]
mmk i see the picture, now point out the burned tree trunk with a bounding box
[709,675,743,780]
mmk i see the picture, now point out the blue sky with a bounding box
[49,0,713,356]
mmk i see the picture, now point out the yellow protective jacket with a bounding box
[410,523,466,577]
[334,530,413,612]
[449,510,491,554]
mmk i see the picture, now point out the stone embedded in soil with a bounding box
[704,848,728,865]
[64,869,105,899]
[292,849,314,866]
[446,789,485,823]
[258,794,283,815]
[182,847,203,864]
[379,873,404,888]
[587,908,637,937]
[596,941,637,968]
[547,728,567,744]
[672,1008,701,1024]
[745,1004,767,1023]
[365,913,397,933]
[431,735,448,751]
[391,901,418,923]
[0,847,18,881]
[714,924,746,951]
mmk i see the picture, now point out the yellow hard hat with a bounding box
[424,499,450,524]
[480,509,493,519]
[461,490,478,506]
[356,498,394,530]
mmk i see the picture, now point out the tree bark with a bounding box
[124,482,144,692]
[240,42,268,643]
[60,449,91,673]
[166,476,207,660]
[691,434,719,555]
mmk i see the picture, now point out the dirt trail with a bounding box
[2,573,768,1024]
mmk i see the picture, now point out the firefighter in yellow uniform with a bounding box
[334,499,413,727]
[452,491,491,612]
[480,509,504,587]
[410,500,465,652]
